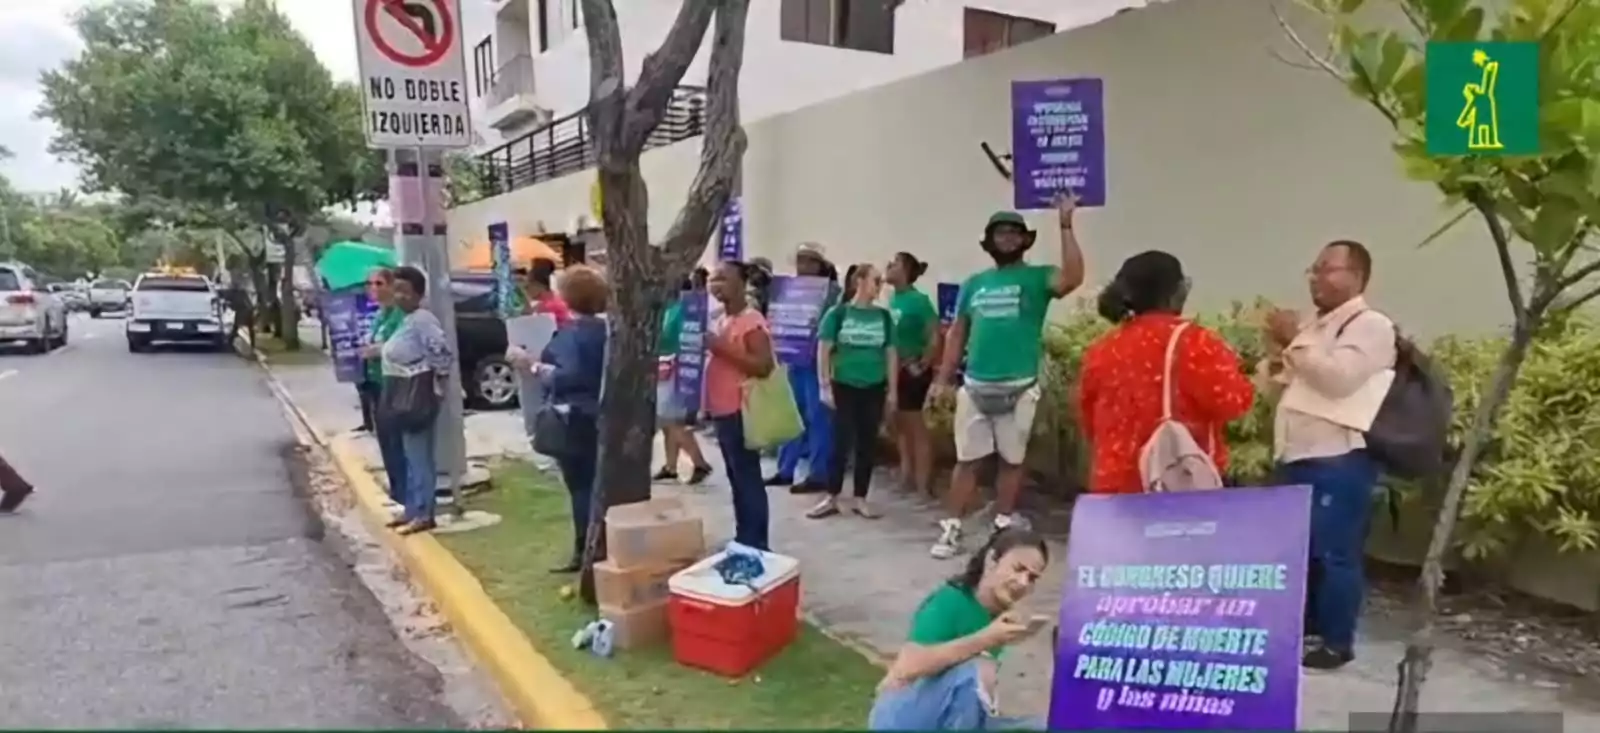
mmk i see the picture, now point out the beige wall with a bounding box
[449,0,1514,337]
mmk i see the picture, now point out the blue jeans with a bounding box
[776,363,833,482]
[400,425,439,523]
[374,417,408,504]
[869,659,1041,730]
[712,412,770,551]
[1277,450,1379,653]
[554,412,599,559]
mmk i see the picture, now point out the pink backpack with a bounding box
[1138,322,1224,492]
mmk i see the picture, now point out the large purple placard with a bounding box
[1012,77,1106,210]
[323,290,379,384]
[1049,486,1310,731]
[767,275,832,367]
[674,290,708,408]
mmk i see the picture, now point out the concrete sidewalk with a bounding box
[268,359,1600,729]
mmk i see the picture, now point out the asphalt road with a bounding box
[0,314,464,728]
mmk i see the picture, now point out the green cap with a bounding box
[986,211,1028,229]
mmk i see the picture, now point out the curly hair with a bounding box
[557,265,610,315]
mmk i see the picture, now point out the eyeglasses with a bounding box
[366,280,385,286]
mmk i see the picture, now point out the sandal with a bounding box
[396,519,437,535]
[805,497,841,519]
[385,516,410,528]
[852,501,883,520]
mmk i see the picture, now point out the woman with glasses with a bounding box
[808,263,897,520]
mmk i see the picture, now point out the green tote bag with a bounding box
[742,364,804,450]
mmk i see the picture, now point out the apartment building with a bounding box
[465,0,1157,190]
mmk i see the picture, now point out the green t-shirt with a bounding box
[364,306,405,384]
[889,287,938,361]
[819,303,892,388]
[907,583,1004,660]
[956,264,1058,382]
[658,301,683,357]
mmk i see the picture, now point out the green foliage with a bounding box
[443,152,489,208]
[37,0,383,238]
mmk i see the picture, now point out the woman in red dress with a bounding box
[1076,251,1255,494]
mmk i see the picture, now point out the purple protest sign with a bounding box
[935,283,960,325]
[674,290,709,407]
[719,197,744,261]
[1049,486,1310,731]
[323,290,379,383]
[1012,77,1106,210]
[768,275,833,367]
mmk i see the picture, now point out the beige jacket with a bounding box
[1258,296,1397,463]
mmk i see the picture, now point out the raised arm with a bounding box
[1050,192,1086,299]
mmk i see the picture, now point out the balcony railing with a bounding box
[487,54,535,106]
[474,86,707,198]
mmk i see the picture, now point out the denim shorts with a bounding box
[657,379,688,423]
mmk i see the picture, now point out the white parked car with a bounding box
[126,273,228,353]
[87,278,131,317]
[0,261,69,354]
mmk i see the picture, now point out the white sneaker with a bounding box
[992,513,1015,531]
[931,518,962,559]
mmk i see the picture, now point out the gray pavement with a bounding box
[0,314,465,728]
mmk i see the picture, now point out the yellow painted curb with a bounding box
[326,433,609,730]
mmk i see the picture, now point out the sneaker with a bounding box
[652,466,678,482]
[765,474,793,487]
[992,513,1015,531]
[1302,645,1353,671]
[686,464,713,485]
[805,497,841,519]
[931,518,962,559]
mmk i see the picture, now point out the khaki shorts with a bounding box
[953,382,1041,465]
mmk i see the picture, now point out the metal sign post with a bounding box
[353,0,473,510]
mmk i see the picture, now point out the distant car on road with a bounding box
[0,261,69,354]
[451,272,518,410]
[47,283,89,312]
[125,272,228,353]
[87,278,131,318]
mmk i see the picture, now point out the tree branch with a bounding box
[659,0,749,274]
[1560,280,1600,313]
[579,0,628,158]
[1556,257,1600,293]
[622,0,717,155]
[1468,188,1528,326]
[1270,2,1400,127]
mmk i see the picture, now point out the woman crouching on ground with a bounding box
[870,528,1051,730]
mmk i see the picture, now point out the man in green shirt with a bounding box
[930,193,1086,560]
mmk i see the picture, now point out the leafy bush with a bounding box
[921,298,1600,559]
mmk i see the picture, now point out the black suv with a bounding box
[450,272,518,410]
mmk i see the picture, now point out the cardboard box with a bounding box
[593,558,688,610]
[605,498,705,569]
[601,600,670,650]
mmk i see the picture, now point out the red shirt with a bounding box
[1077,313,1255,494]
[530,291,572,327]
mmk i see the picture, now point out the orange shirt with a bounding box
[1077,313,1255,493]
[705,307,769,417]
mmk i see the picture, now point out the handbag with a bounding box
[963,379,1038,417]
[379,371,441,432]
[741,365,804,450]
[531,405,570,457]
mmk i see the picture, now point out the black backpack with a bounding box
[1337,312,1454,480]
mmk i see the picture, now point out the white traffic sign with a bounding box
[352,0,471,149]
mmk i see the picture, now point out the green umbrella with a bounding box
[315,240,397,291]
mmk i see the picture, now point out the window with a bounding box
[472,35,494,97]
[536,0,550,51]
[0,269,19,292]
[136,277,211,292]
[780,0,896,54]
[962,8,1055,59]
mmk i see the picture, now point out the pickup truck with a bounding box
[125,273,227,352]
[87,279,131,317]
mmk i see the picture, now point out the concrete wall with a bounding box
[450,0,1515,338]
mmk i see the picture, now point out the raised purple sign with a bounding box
[323,290,379,384]
[674,290,708,408]
[1012,77,1106,210]
[767,275,832,367]
[1049,486,1310,731]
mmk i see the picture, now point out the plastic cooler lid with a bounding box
[668,548,800,606]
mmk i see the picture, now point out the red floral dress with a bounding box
[1076,313,1255,493]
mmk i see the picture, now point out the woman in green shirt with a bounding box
[886,252,941,496]
[653,277,712,485]
[809,264,897,520]
[358,267,408,505]
[870,528,1051,730]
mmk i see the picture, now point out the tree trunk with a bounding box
[1386,316,1537,732]
[277,236,300,350]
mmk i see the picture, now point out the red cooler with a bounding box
[667,549,801,677]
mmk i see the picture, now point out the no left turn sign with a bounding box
[353,0,472,149]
